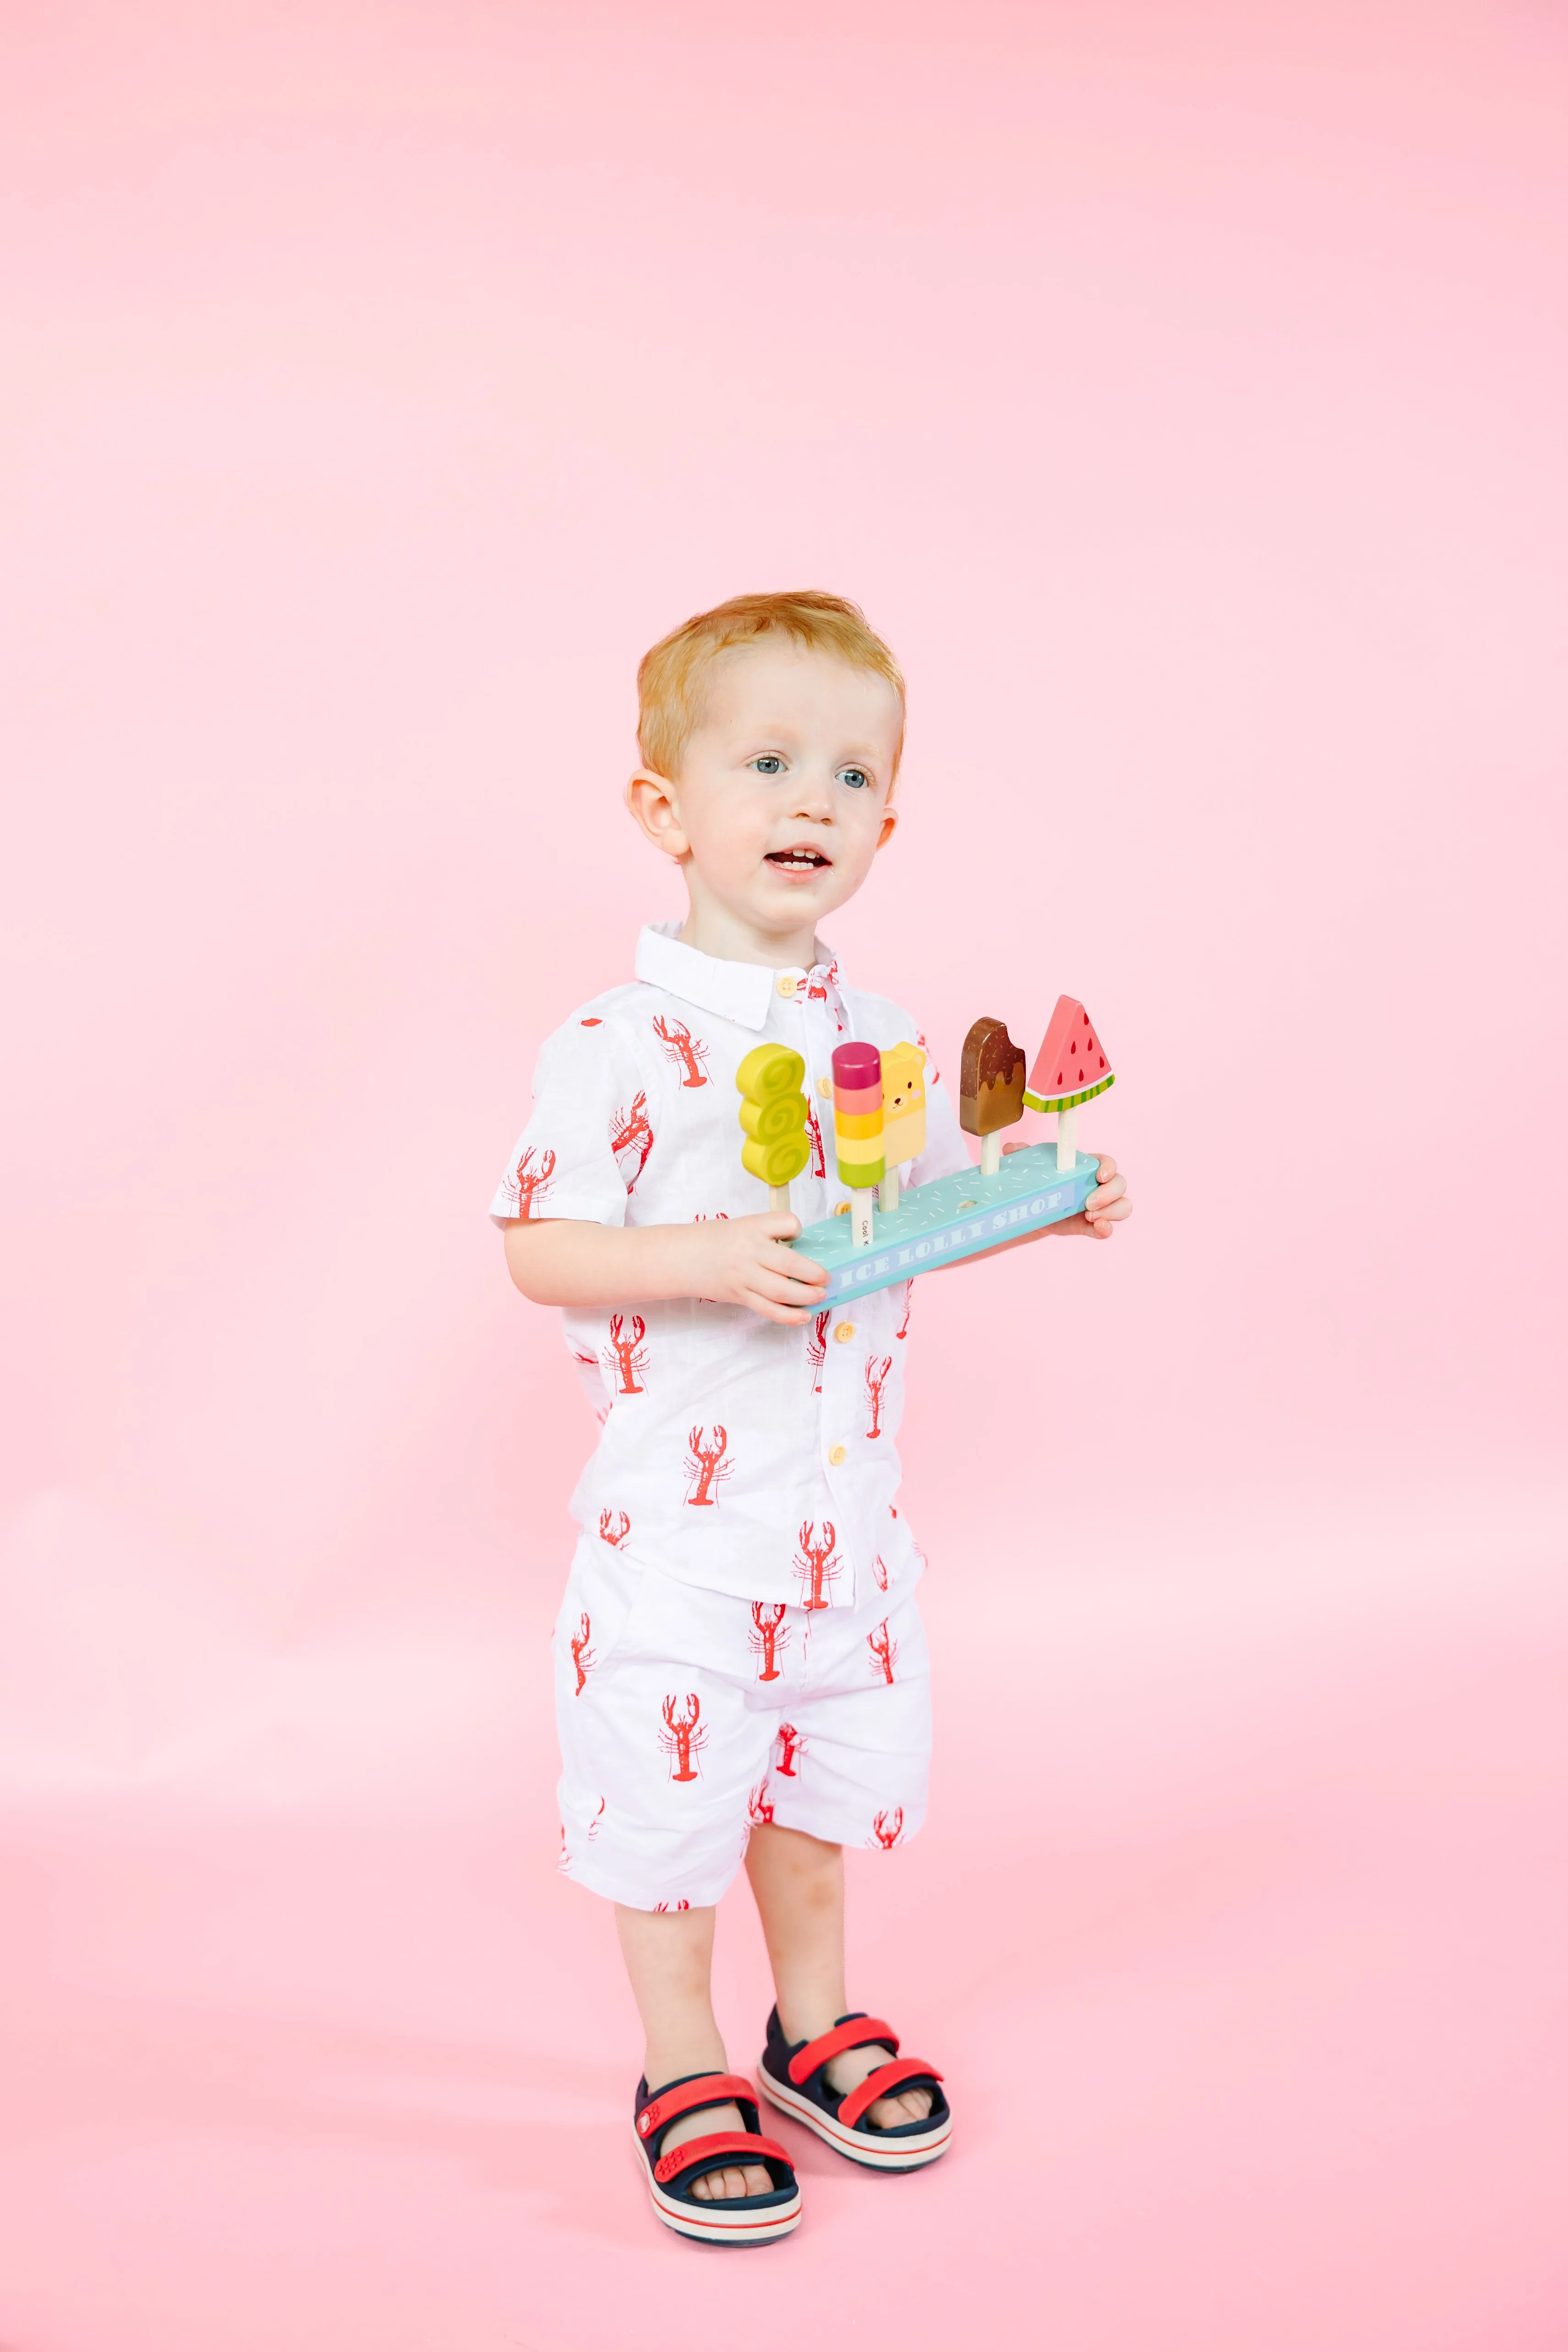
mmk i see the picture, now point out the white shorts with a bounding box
[553,1538,931,1911]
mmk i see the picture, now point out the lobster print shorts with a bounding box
[553,1537,932,1911]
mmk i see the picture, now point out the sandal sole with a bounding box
[634,2126,803,2245]
[756,2059,952,2171]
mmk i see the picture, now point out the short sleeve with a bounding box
[488,1016,641,1228]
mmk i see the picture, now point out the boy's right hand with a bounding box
[688,1212,828,1325]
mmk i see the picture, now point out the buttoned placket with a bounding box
[781,959,863,1610]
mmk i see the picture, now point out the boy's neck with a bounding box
[677,892,820,974]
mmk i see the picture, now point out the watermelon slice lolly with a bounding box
[1023,996,1115,1175]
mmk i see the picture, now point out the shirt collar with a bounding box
[634,920,840,1033]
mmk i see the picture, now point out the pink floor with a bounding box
[3,1491,1564,2352]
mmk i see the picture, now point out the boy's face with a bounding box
[632,640,902,948]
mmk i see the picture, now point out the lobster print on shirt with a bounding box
[684,1425,732,1507]
[488,923,976,1610]
[651,1013,710,1087]
[604,1314,649,1397]
[793,1520,841,1611]
[507,1145,556,1218]
[609,1092,655,1189]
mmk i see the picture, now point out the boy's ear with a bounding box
[626,768,690,860]
[875,804,899,850]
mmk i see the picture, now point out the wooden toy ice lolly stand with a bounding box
[760,993,1115,1305]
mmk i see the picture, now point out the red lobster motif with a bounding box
[873,1553,890,1593]
[895,1284,913,1341]
[604,1314,649,1396]
[651,1013,710,1087]
[660,1693,706,1784]
[570,1612,594,1696]
[775,1721,804,1778]
[867,1618,898,1684]
[806,1309,830,1394]
[748,1600,790,1682]
[869,1806,905,1850]
[684,1424,732,1507]
[806,1100,826,1177]
[509,1145,556,1217]
[747,1780,775,1827]
[609,1091,654,1188]
[587,1796,605,1841]
[655,1898,691,1912]
[793,1520,841,1611]
[598,1508,631,1549]
[864,1354,893,1439]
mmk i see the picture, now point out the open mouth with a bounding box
[765,848,831,872]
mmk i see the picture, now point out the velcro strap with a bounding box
[836,2056,944,2130]
[787,2016,899,2086]
[652,2131,791,2186]
[636,2073,756,2138]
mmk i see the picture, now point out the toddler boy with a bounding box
[495,591,1129,2242]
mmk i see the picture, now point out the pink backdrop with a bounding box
[3,3,1566,2345]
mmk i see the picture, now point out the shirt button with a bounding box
[776,976,797,998]
[828,1444,847,1466]
[834,1321,855,1343]
[817,1075,833,1098]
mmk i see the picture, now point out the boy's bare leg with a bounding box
[744,1823,933,2127]
[615,1903,771,2200]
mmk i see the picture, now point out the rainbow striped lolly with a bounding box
[831,1041,884,1189]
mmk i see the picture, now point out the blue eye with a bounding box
[838,767,869,791]
[752,755,784,775]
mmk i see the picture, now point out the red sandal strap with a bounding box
[636,2073,756,2138]
[652,2130,792,2186]
[836,2056,944,2130]
[787,2016,899,2086]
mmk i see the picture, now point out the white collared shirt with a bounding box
[490,923,971,1607]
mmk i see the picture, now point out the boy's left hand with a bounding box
[994,1144,1130,1240]
[1048,1150,1130,1239]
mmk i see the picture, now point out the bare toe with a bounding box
[866,2085,934,2129]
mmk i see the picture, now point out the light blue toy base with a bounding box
[786,1140,1098,1302]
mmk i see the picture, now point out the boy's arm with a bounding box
[504,1213,829,1326]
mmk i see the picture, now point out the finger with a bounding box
[1086,1177,1126,1211]
[754,1272,826,1308]
[761,1212,803,1241]
[745,1292,814,1325]
[773,1248,829,1285]
[1092,1154,1117,1181]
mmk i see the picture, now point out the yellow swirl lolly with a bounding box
[736,1042,811,1207]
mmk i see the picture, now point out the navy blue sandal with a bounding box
[756,2009,951,2171]
[633,2070,801,2245]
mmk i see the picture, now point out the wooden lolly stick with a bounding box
[851,1196,875,1250]
[1056,1103,1077,1174]
[979,1132,1001,1178]
[769,1184,792,1214]
[880,1164,901,1213]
